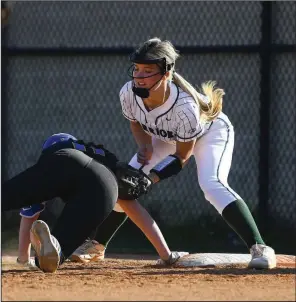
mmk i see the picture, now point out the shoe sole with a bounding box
[69,254,91,263]
[69,254,104,263]
[248,260,277,269]
[31,221,60,273]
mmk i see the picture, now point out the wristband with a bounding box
[150,155,182,180]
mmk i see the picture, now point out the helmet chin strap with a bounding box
[132,76,164,98]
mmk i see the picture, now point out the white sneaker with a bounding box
[69,240,105,263]
[156,251,189,266]
[16,258,38,270]
[248,244,277,269]
[30,220,61,273]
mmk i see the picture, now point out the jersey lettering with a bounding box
[141,124,174,139]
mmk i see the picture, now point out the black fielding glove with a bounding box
[115,162,152,200]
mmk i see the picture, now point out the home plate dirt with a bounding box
[2,254,295,301]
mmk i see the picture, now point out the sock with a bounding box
[34,256,40,269]
[221,199,265,249]
[92,210,128,247]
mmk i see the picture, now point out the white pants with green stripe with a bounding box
[129,112,241,214]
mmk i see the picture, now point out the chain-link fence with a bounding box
[2,1,295,254]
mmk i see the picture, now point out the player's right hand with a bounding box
[137,144,153,165]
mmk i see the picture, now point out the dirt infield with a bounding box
[2,255,295,301]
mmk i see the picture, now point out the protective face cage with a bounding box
[127,53,174,79]
[127,53,174,98]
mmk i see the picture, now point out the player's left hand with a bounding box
[115,162,153,200]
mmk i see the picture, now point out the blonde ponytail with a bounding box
[173,73,224,123]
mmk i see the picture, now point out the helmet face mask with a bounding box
[128,55,173,77]
[128,54,174,98]
[127,64,162,80]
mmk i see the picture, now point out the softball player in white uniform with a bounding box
[121,80,237,214]
[116,37,276,269]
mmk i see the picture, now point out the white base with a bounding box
[175,253,252,267]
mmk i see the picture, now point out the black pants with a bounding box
[2,149,118,259]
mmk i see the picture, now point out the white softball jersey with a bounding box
[119,81,241,213]
[120,81,210,144]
